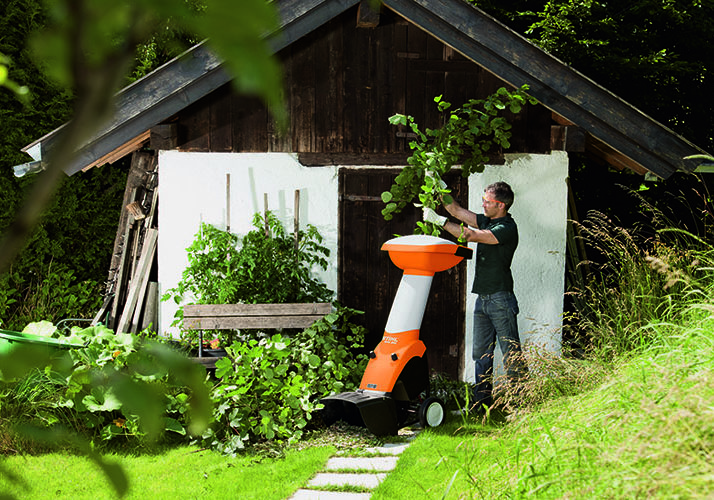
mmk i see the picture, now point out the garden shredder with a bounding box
[321,234,472,436]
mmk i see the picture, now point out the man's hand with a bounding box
[423,207,447,227]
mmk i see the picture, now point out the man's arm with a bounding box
[442,220,499,244]
[442,200,498,245]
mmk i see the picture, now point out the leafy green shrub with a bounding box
[62,325,209,443]
[0,165,126,331]
[0,324,211,453]
[201,305,367,455]
[1,263,102,330]
[165,211,332,306]
[163,211,334,345]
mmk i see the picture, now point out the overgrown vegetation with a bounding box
[163,212,333,346]
[204,307,367,455]
[165,212,332,307]
[0,324,210,453]
[163,214,367,454]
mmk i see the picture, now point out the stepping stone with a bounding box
[365,441,411,455]
[308,472,387,489]
[290,489,371,500]
[326,456,399,471]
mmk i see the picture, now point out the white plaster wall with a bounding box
[157,151,339,336]
[157,150,568,382]
[463,151,569,382]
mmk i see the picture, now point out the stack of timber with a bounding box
[95,150,160,334]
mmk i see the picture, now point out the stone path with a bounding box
[289,430,417,499]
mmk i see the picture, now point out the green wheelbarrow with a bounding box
[0,329,87,355]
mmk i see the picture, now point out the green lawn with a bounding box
[0,444,334,499]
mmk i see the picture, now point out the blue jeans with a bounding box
[472,291,522,407]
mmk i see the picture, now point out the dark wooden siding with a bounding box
[339,169,469,380]
[172,7,552,157]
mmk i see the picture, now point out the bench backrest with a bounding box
[183,303,332,330]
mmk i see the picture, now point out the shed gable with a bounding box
[170,7,553,161]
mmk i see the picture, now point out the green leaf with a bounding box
[164,417,186,435]
[381,191,393,203]
[388,114,408,126]
[308,354,320,368]
[83,387,122,412]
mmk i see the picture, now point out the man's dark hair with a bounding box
[486,182,514,210]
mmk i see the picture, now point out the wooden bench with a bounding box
[182,302,333,369]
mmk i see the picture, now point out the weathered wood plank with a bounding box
[314,13,345,152]
[116,228,159,334]
[182,302,332,331]
[232,94,269,151]
[183,302,332,317]
[209,85,233,152]
[184,315,328,330]
[150,124,178,150]
[298,152,411,165]
[290,29,317,152]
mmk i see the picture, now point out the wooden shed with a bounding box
[22,0,711,381]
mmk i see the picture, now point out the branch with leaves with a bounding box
[382,85,537,235]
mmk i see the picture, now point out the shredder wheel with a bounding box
[419,397,445,428]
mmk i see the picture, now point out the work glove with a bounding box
[423,207,447,227]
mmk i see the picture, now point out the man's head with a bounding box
[482,182,514,218]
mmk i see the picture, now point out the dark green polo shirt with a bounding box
[471,213,518,295]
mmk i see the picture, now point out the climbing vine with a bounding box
[382,84,537,235]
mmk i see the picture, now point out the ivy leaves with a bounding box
[383,85,536,235]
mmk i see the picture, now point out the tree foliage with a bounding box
[0,0,286,329]
[470,0,714,150]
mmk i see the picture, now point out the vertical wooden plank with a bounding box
[209,84,233,152]
[232,95,269,152]
[268,51,293,152]
[405,23,427,128]
[117,229,158,334]
[294,189,300,250]
[342,8,373,153]
[179,97,211,151]
[108,215,135,329]
[390,16,409,153]
[339,169,369,308]
[314,12,345,152]
[371,18,393,153]
[423,36,446,130]
[443,48,477,108]
[141,282,159,332]
[290,30,317,152]
[226,173,231,232]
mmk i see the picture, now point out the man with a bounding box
[423,181,523,412]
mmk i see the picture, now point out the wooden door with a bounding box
[338,168,468,380]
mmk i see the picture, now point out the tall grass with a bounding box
[566,185,714,362]
[489,183,714,416]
